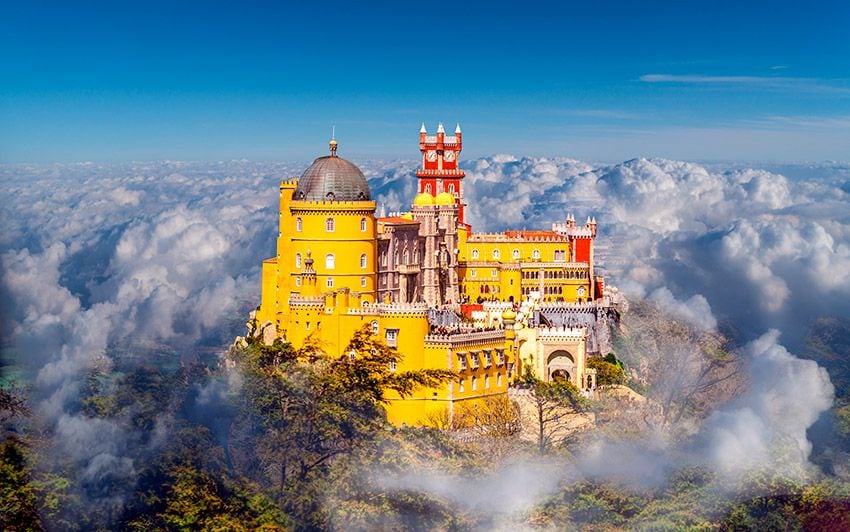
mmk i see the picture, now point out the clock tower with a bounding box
[416,122,467,225]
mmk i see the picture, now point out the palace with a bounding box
[251,124,622,426]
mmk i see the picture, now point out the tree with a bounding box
[229,325,455,527]
[587,357,626,386]
[520,374,589,453]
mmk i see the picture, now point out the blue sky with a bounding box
[2,0,849,163]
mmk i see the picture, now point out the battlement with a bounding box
[537,325,587,341]
[290,200,377,212]
[425,328,505,346]
[347,301,429,317]
[280,179,299,189]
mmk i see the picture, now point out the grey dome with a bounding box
[293,154,371,202]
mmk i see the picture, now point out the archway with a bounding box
[547,350,575,383]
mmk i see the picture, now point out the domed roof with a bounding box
[435,192,456,205]
[293,142,371,202]
[501,308,517,321]
[413,192,435,206]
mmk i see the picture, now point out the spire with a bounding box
[329,126,338,157]
[379,203,387,218]
[420,122,427,133]
[586,216,592,225]
[455,123,462,134]
[437,122,445,134]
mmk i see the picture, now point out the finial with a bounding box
[455,123,461,134]
[437,122,445,134]
[329,126,338,157]
[420,122,427,133]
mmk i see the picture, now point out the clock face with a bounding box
[426,150,437,162]
[444,150,456,162]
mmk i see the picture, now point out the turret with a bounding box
[437,122,445,143]
[455,123,462,144]
[420,122,427,144]
[589,216,597,237]
[301,250,320,297]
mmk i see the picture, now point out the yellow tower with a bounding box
[256,138,378,337]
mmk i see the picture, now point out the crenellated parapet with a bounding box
[289,200,377,214]
[425,328,505,347]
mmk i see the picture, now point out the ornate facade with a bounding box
[252,124,621,426]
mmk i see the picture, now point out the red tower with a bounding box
[416,122,467,225]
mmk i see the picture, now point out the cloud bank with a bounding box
[1,154,847,515]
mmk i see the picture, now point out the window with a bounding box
[470,353,479,369]
[554,249,566,262]
[533,249,540,260]
[491,269,497,278]
[389,360,397,371]
[493,249,500,260]
[386,329,398,347]
[295,253,302,268]
[484,352,492,367]
[425,183,432,194]
[361,276,367,287]
[471,249,479,259]
[577,286,586,297]
[513,249,520,260]
[458,354,467,370]
[472,376,478,391]
[348,349,356,361]
[325,217,335,232]
[360,253,367,269]
[448,183,455,193]
[459,379,465,393]
[295,277,302,287]
[325,254,335,269]
[470,269,477,278]
[371,320,379,335]
[497,350,505,365]
[485,374,490,389]
[296,217,303,232]
[497,373,502,387]
[305,322,310,330]
[360,217,367,232]
[326,277,334,288]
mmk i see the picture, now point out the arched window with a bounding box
[295,277,302,287]
[371,320,379,335]
[513,249,520,260]
[532,249,540,260]
[360,276,367,287]
[425,183,432,194]
[295,253,302,268]
[485,374,490,389]
[325,217,335,232]
[448,183,455,194]
[577,286,586,297]
[493,249,500,260]
[360,253,367,269]
[296,217,303,232]
[360,217,367,232]
[471,249,479,259]
[325,254,335,269]
[472,376,478,391]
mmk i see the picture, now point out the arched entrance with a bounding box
[547,350,575,383]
